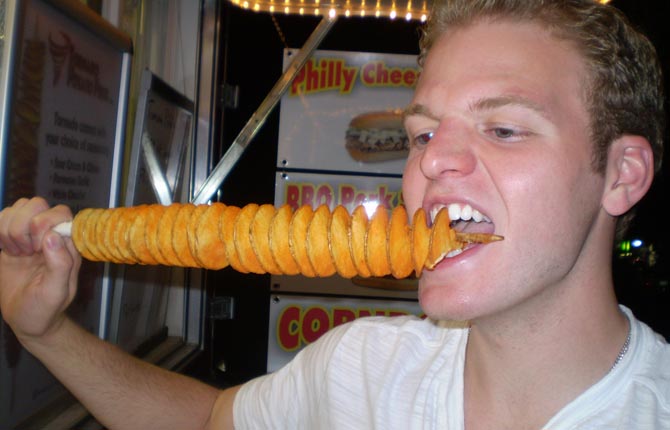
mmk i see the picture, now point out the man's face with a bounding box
[402,20,607,321]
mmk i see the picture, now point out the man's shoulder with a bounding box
[332,314,469,354]
[348,314,466,334]
[629,314,670,409]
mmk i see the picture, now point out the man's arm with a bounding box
[0,198,238,430]
[22,317,232,430]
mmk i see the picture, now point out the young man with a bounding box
[0,1,667,429]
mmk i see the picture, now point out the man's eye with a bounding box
[487,126,531,142]
[492,127,516,139]
[413,132,434,146]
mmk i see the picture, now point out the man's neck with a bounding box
[462,280,629,430]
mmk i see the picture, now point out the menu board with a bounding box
[268,49,419,375]
[0,0,131,427]
[277,49,418,175]
[267,294,423,372]
[271,170,418,298]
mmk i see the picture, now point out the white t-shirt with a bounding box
[233,306,670,429]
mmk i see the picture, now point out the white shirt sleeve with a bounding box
[233,321,353,430]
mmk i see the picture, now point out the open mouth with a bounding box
[429,203,496,259]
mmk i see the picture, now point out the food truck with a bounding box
[0,0,667,428]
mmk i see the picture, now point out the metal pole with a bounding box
[192,16,337,205]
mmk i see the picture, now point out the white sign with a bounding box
[277,49,418,175]
[267,294,423,372]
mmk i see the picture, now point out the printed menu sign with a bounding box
[269,50,420,374]
[267,294,423,372]
[277,49,418,175]
[3,1,123,211]
[270,171,419,298]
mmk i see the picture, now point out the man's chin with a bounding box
[419,293,467,323]
[417,280,482,322]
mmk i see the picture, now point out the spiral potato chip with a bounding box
[72,208,96,261]
[366,205,391,277]
[142,205,167,265]
[82,208,105,262]
[307,204,337,277]
[104,208,125,263]
[187,204,211,267]
[289,205,317,277]
[411,209,430,277]
[388,205,413,279]
[269,204,301,275]
[221,205,248,273]
[67,203,502,278]
[329,205,358,278]
[156,203,182,266]
[350,205,372,278]
[194,203,227,270]
[234,204,265,274]
[251,204,283,275]
[173,204,198,267]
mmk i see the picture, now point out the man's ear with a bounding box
[602,135,654,217]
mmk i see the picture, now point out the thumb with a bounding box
[41,231,78,308]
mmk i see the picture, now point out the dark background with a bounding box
[602,0,670,337]
[188,0,670,386]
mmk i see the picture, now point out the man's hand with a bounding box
[0,197,81,343]
[1,198,228,430]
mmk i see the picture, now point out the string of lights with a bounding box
[226,0,611,21]
[227,0,430,21]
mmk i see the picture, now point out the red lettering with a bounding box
[353,193,368,207]
[302,307,330,343]
[375,62,388,84]
[315,185,333,206]
[291,66,306,94]
[301,185,315,207]
[277,306,302,351]
[361,63,376,85]
[285,185,300,210]
[403,69,417,87]
[340,185,355,207]
[333,308,356,327]
[388,311,409,317]
[390,69,402,85]
[378,186,393,209]
[307,60,319,92]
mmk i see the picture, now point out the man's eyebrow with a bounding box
[403,96,550,122]
[469,95,549,119]
[402,104,439,121]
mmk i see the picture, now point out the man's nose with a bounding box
[419,123,477,180]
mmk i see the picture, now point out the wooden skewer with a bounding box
[53,221,72,237]
[455,232,504,244]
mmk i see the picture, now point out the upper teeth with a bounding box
[431,203,490,223]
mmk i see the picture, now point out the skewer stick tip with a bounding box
[53,221,73,237]
[455,232,504,244]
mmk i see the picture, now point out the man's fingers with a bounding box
[0,202,25,255]
[1,198,49,255]
[0,198,73,256]
[0,199,27,254]
[30,204,74,251]
[41,231,78,311]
